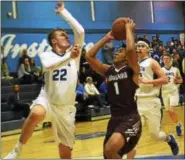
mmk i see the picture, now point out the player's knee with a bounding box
[29,106,46,122]
[150,132,160,141]
[104,143,117,158]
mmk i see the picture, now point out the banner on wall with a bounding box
[1,34,94,58]
[0,34,94,72]
[1,34,51,58]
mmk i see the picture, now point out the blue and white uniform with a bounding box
[30,8,84,148]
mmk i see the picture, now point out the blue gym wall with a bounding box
[1,1,185,72]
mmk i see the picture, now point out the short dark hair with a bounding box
[47,28,66,47]
[163,53,172,59]
[136,37,150,46]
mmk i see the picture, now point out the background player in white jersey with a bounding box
[4,1,84,159]
[135,38,179,155]
[162,54,183,136]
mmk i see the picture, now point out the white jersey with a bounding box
[136,58,160,97]
[39,8,84,105]
[162,66,180,94]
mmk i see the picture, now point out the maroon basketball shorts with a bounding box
[104,112,142,157]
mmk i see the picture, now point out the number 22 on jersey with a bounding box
[53,69,67,81]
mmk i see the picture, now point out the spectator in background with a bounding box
[151,35,163,48]
[151,36,158,48]
[1,46,13,80]
[8,85,30,118]
[164,42,171,53]
[172,52,181,70]
[156,34,163,46]
[102,41,114,65]
[149,42,154,56]
[76,79,88,104]
[18,58,34,84]
[99,79,107,94]
[29,58,43,83]
[84,65,104,88]
[172,48,177,55]
[143,34,148,40]
[177,44,185,58]
[173,39,179,48]
[17,49,31,71]
[135,34,140,42]
[79,65,88,84]
[99,79,108,104]
[76,79,89,112]
[151,46,161,63]
[84,77,105,109]
[80,47,87,68]
[158,45,164,65]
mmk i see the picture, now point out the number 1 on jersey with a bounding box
[114,82,120,95]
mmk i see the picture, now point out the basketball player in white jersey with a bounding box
[135,38,179,155]
[4,1,84,159]
[162,54,183,136]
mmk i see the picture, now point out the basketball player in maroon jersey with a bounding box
[86,18,141,159]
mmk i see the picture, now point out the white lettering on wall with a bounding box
[1,34,93,58]
[1,34,52,58]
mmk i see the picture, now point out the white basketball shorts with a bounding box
[136,97,162,135]
[30,89,76,149]
[162,90,179,110]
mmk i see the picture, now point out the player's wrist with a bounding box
[59,8,66,15]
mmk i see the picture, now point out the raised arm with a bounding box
[85,32,113,76]
[125,18,140,76]
[56,2,84,45]
[56,1,85,69]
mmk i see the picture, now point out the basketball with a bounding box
[111,17,127,40]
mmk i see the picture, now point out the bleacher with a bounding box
[1,80,112,135]
[75,105,111,121]
[1,82,42,135]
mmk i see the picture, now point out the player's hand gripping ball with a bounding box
[111,17,128,40]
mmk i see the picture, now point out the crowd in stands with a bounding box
[1,34,185,114]
[1,48,43,84]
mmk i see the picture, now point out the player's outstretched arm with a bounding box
[85,32,113,76]
[56,1,84,46]
[56,1,84,69]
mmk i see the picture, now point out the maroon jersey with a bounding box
[105,65,138,116]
